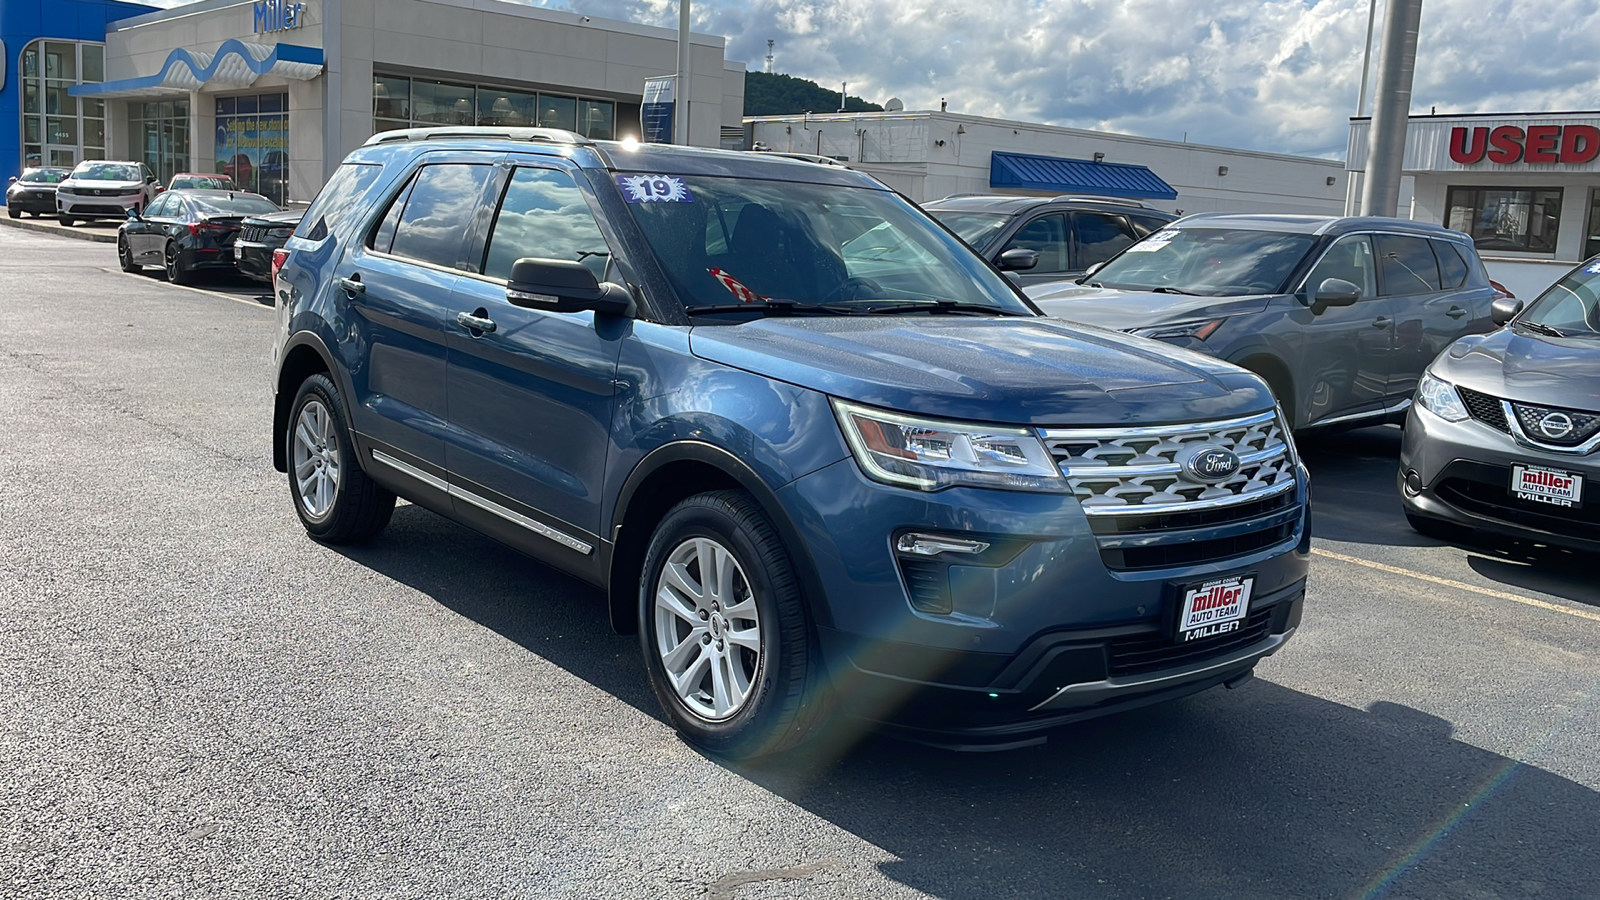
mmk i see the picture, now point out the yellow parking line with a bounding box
[1311,547,1600,623]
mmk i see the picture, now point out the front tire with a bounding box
[58,215,75,227]
[7,206,18,219]
[639,490,824,758]
[286,374,395,543]
[117,236,140,272]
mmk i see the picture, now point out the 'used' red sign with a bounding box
[1450,125,1600,165]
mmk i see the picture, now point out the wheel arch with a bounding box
[606,442,830,636]
[272,331,352,472]
[1228,349,1297,428]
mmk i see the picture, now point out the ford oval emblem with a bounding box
[1184,447,1242,484]
[1538,412,1575,440]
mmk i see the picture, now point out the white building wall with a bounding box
[748,112,1346,215]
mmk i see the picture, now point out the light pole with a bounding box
[675,0,691,145]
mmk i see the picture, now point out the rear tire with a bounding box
[164,241,192,285]
[1406,512,1470,543]
[639,490,825,759]
[286,373,395,544]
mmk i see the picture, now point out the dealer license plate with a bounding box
[1511,465,1583,509]
[1176,575,1254,643]
[234,245,244,259]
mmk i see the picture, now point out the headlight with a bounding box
[832,399,1067,492]
[1416,371,1469,422]
[56,185,74,195]
[1129,319,1225,341]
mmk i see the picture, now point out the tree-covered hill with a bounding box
[745,71,884,117]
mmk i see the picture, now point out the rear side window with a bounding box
[1075,212,1139,270]
[386,164,493,270]
[1431,239,1470,289]
[1377,233,1441,294]
[294,162,382,241]
[482,167,612,282]
[1005,214,1069,272]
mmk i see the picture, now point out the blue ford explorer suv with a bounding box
[270,128,1310,756]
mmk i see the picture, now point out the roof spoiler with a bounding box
[364,126,592,147]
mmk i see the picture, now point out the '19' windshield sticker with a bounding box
[617,174,694,203]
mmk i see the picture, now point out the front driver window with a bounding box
[1003,214,1069,272]
[482,167,612,283]
[1304,234,1376,298]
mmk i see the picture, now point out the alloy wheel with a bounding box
[653,536,764,721]
[291,398,341,520]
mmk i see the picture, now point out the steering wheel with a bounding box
[820,276,884,304]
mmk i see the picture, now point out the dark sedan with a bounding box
[234,208,304,284]
[117,189,281,284]
[6,167,71,217]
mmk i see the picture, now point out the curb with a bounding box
[0,215,119,244]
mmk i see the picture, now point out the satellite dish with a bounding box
[885,97,904,112]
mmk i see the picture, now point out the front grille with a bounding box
[239,224,265,242]
[1510,402,1600,447]
[1457,386,1510,432]
[1041,411,1302,570]
[1107,606,1274,676]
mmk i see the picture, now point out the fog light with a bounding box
[895,533,990,556]
[1404,470,1423,494]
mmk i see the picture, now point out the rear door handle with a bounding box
[339,275,365,295]
[1372,316,1392,328]
[455,310,497,334]
[1446,306,1467,319]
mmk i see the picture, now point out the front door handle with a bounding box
[1446,306,1467,319]
[455,310,497,334]
[1372,316,1392,328]
[339,275,365,295]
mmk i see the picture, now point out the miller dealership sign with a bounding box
[254,0,306,34]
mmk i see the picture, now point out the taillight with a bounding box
[271,248,289,283]
[188,220,232,237]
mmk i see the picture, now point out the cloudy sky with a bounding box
[151,0,1600,157]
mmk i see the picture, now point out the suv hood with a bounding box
[1025,283,1273,331]
[689,317,1273,425]
[62,179,142,191]
[1434,328,1600,405]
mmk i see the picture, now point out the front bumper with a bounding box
[57,193,142,218]
[1400,405,1600,552]
[777,456,1312,747]
[6,191,57,213]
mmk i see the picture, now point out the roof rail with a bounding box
[1049,194,1151,208]
[363,126,592,147]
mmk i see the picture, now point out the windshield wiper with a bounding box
[686,299,866,317]
[1514,321,1568,338]
[841,298,1018,316]
[1149,286,1197,295]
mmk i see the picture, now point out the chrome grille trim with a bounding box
[1040,410,1297,517]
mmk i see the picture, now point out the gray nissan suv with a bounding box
[1400,255,1600,552]
[1027,214,1499,432]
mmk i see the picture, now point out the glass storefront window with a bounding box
[17,39,106,172]
[1445,187,1563,254]
[537,94,576,130]
[373,73,618,139]
[1586,189,1600,261]
[213,93,289,205]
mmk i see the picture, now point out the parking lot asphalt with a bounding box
[2,227,1596,900]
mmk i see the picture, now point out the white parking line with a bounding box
[110,268,274,310]
[1312,547,1600,623]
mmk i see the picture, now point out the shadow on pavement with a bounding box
[1295,425,1431,547]
[1466,550,1596,607]
[335,504,1600,900]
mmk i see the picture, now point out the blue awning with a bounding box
[989,151,1178,201]
[70,41,323,98]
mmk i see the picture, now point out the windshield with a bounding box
[927,210,1012,251]
[171,175,235,190]
[1088,227,1318,296]
[72,162,141,182]
[190,194,281,216]
[619,175,1033,317]
[1519,259,1600,336]
[20,169,67,184]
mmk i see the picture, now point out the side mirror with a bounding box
[997,248,1040,271]
[7,176,16,184]
[1312,277,1361,309]
[1491,296,1524,326]
[126,207,142,220]
[507,258,634,316]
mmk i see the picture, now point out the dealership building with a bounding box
[1346,111,1600,299]
[4,0,745,204]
